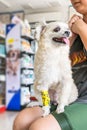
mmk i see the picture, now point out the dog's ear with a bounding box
[35,21,47,41]
[7,50,11,57]
[16,50,21,58]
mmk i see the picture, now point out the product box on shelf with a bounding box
[21,87,30,106]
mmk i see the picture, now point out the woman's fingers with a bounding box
[68,14,82,29]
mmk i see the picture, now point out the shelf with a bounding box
[21,66,34,70]
[21,35,34,41]
[21,83,33,86]
[21,67,34,70]
[21,51,35,55]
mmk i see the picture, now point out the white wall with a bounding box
[25,6,69,23]
[68,5,82,20]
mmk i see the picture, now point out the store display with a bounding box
[6,24,21,110]
[5,22,35,110]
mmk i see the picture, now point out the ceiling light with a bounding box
[0,0,11,8]
[28,0,51,9]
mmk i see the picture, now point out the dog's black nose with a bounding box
[64,31,70,37]
[53,26,60,32]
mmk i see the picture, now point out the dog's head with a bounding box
[35,21,71,46]
[7,50,20,61]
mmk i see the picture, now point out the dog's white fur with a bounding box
[33,21,78,116]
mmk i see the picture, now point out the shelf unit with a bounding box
[21,35,35,107]
[0,24,6,112]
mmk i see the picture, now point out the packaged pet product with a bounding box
[21,54,34,68]
[21,69,34,85]
[30,85,35,97]
[0,23,5,38]
[11,15,24,26]
[21,39,33,53]
[22,19,31,37]
[21,87,30,106]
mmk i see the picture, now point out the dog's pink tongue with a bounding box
[63,38,70,45]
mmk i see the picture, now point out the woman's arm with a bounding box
[69,14,87,50]
[69,34,77,47]
[77,20,87,50]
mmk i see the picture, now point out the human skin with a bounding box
[69,0,87,50]
[13,107,61,130]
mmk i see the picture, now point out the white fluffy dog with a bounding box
[33,21,78,116]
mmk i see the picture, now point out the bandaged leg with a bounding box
[41,90,50,116]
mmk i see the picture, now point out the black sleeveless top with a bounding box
[70,36,87,103]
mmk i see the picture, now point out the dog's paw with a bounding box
[56,105,64,114]
[27,101,40,107]
[42,106,50,117]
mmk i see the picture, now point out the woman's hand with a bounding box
[69,14,87,50]
[68,14,84,34]
[68,14,83,46]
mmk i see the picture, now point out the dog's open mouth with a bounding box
[52,37,69,45]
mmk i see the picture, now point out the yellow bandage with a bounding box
[41,91,50,106]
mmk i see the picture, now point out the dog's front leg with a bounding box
[56,79,72,114]
[41,90,50,116]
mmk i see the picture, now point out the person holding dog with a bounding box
[13,0,87,130]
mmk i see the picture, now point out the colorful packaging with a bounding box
[6,24,21,110]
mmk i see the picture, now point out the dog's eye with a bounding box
[53,26,60,32]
